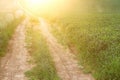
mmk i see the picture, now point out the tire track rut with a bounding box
[0,19,30,80]
[39,18,95,80]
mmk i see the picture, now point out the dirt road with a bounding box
[0,19,30,80]
[39,18,94,80]
[0,18,94,80]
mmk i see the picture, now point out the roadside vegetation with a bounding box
[0,13,24,57]
[49,13,120,80]
[25,20,60,80]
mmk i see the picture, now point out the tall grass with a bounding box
[25,22,60,80]
[49,13,120,80]
[0,13,24,57]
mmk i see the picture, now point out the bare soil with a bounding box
[0,19,30,80]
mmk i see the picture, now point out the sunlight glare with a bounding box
[19,0,77,16]
[26,0,51,8]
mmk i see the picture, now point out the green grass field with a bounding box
[25,22,60,80]
[0,13,24,57]
[45,1,120,79]
[49,13,120,80]
[1,0,120,79]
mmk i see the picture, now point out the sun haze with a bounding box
[18,0,77,17]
